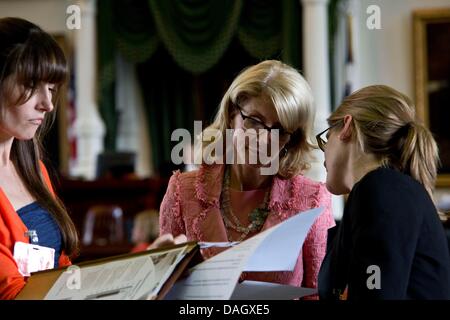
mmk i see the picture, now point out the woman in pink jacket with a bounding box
[160,60,335,294]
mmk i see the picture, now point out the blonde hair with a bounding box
[196,60,315,178]
[328,85,439,197]
[133,210,159,243]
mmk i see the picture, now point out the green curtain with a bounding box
[97,0,118,151]
[113,0,160,63]
[281,0,302,69]
[97,0,303,169]
[329,0,344,109]
[148,0,243,74]
[136,50,195,173]
[237,0,281,61]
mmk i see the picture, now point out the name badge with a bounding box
[13,242,55,276]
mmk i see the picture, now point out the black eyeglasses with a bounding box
[316,122,340,151]
[235,105,292,141]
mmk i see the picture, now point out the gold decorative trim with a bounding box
[413,8,450,187]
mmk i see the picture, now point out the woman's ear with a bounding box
[228,105,239,128]
[228,113,235,129]
[339,115,353,141]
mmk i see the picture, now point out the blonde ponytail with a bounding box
[399,122,439,197]
[329,85,439,198]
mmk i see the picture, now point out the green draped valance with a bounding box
[104,0,299,73]
[148,0,243,74]
[238,0,281,61]
[113,0,160,63]
[97,0,302,166]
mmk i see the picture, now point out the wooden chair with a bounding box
[82,205,125,246]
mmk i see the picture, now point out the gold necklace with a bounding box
[220,166,270,241]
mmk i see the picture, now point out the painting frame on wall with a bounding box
[413,8,450,188]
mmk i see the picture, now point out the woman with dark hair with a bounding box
[0,17,78,299]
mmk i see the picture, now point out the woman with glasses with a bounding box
[317,85,450,299]
[159,60,335,296]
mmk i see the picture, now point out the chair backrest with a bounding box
[82,205,125,246]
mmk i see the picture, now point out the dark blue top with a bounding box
[17,202,62,268]
[318,167,450,300]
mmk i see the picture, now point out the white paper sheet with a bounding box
[45,246,187,300]
[165,236,262,300]
[231,281,317,300]
[244,207,323,271]
[165,207,323,300]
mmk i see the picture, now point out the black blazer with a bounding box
[318,167,450,300]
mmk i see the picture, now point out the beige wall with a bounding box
[357,0,450,99]
[0,0,68,33]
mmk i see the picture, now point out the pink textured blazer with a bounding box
[160,164,335,293]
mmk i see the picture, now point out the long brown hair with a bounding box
[0,17,79,257]
[328,85,439,197]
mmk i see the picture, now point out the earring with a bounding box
[281,148,288,157]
